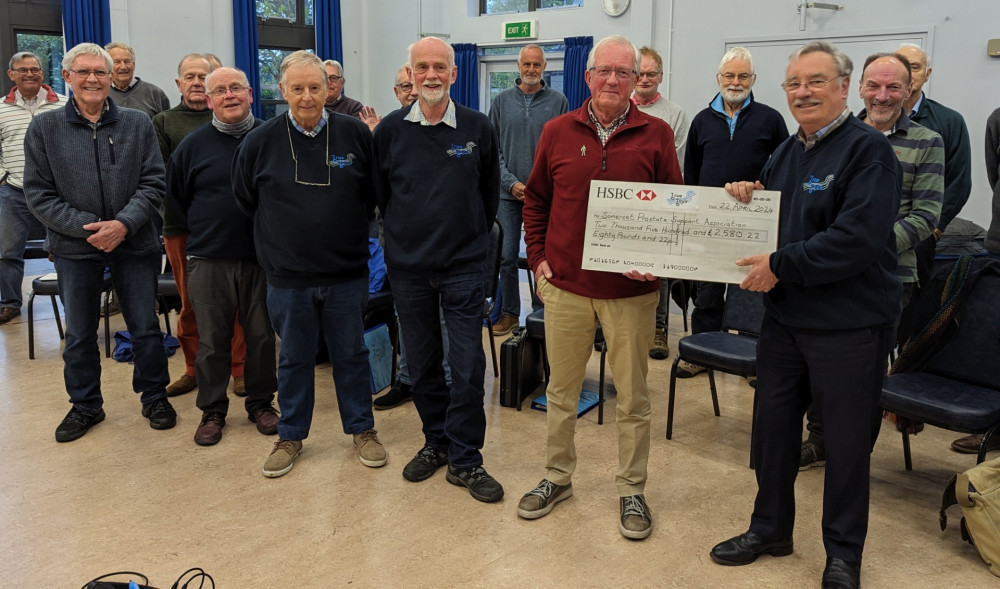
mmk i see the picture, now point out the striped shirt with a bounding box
[0,85,68,188]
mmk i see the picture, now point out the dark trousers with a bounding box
[690,281,726,335]
[750,314,892,564]
[187,258,276,417]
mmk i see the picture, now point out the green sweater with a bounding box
[153,102,212,236]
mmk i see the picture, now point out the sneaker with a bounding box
[373,381,412,410]
[492,313,519,337]
[233,375,247,397]
[263,439,303,478]
[446,464,505,503]
[951,433,1000,454]
[402,445,449,482]
[249,405,279,435]
[0,306,21,325]
[55,407,106,442]
[194,412,226,446]
[648,328,669,359]
[354,429,388,467]
[517,479,573,519]
[676,360,706,378]
[620,494,653,540]
[799,440,826,471]
[141,398,177,430]
[166,375,197,397]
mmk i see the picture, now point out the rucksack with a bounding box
[940,456,1000,577]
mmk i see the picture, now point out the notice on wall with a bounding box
[582,180,781,284]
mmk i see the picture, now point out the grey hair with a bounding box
[788,40,853,78]
[718,47,754,75]
[408,36,455,68]
[205,66,249,90]
[9,51,40,70]
[176,53,211,76]
[518,44,546,65]
[586,35,640,73]
[898,42,930,67]
[104,42,135,61]
[323,59,342,75]
[280,50,326,85]
[62,43,112,72]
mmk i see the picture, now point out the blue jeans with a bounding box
[266,278,374,441]
[391,271,487,467]
[55,252,168,413]
[0,183,46,308]
[397,306,451,386]
[496,198,523,317]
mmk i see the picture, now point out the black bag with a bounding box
[499,327,545,408]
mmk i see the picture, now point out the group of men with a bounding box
[3,29,995,589]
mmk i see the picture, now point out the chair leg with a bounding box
[978,427,998,465]
[901,429,913,471]
[666,354,681,439]
[488,324,499,378]
[103,290,111,358]
[597,343,607,425]
[159,296,172,336]
[27,292,36,360]
[707,370,720,416]
[50,295,64,339]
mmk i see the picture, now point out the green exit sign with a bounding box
[503,20,537,40]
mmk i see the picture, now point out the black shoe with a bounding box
[55,407,106,442]
[822,557,861,589]
[402,445,448,482]
[141,398,177,430]
[710,531,793,566]
[373,381,412,410]
[446,464,504,503]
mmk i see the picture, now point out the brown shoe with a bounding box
[0,307,21,324]
[166,374,197,397]
[233,375,247,397]
[194,412,226,446]
[249,405,279,435]
[492,313,519,336]
[951,433,1000,454]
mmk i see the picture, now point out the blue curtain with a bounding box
[450,43,479,110]
[233,0,262,118]
[563,36,593,111]
[315,0,343,63]
[62,0,111,48]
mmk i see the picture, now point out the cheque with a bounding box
[581,180,780,284]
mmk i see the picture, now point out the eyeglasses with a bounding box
[70,68,111,79]
[208,85,249,98]
[637,70,661,80]
[781,76,842,92]
[327,74,343,83]
[286,118,331,187]
[12,67,42,75]
[589,66,635,81]
[719,72,754,83]
[395,82,413,92]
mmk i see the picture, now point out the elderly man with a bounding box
[154,53,246,399]
[0,51,68,325]
[373,37,502,503]
[234,50,385,477]
[799,52,944,471]
[323,59,363,117]
[165,66,279,446]
[487,44,568,337]
[709,42,901,589]
[633,46,689,360]
[517,35,682,539]
[677,46,788,378]
[105,42,170,119]
[24,43,176,441]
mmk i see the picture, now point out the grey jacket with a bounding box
[23,99,164,259]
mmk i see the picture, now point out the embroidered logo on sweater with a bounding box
[446,142,477,157]
[802,174,834,193]
[330,153,356,168]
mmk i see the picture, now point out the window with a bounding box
[256,0,315,118]
[480,0,582,15]
[15,32,65,95]
[1,0,63,96]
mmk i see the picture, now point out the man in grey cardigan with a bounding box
[23,42,175,442]
[488,45,568,335]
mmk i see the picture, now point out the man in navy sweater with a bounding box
[373,36,503,503]
[709,42,900,589]
[165,67,278,447]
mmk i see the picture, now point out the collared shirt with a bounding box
[909,93,924,117]
[287,108,328,137]
[796,107,850,151]
[632,91,661,107]
[71,97,111,131]
[15,90,41,116]
[710,93,752,137]
[588,101,630,147]
[404,98,457,128]
[112,77,139,92]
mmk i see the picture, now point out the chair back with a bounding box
[484,220,503,315]
[721,283,765,336]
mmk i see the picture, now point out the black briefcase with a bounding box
[499,327,545,409]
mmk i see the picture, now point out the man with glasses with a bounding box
[323,59,363,118]
[0,51,68,325]
[165,67,279,447]
[518,35,682,540]
[234,50,386,478]
[488,44,568,338]
[105,42,170,119]
[633,46,689,360]
[24,43,176,441]
[709,42,901,589]
[676,47,787,379]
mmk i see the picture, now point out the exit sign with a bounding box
[503,20,538,40]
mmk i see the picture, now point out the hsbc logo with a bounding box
[636,189,657,201]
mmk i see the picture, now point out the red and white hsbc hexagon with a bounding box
[636,189,657,201]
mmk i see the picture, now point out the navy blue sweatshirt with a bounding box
[763,115,902,330]
[165,120,262,261]
[372,102,500,279]
[233,113,375,288]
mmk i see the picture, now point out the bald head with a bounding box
[896,44,930,111]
